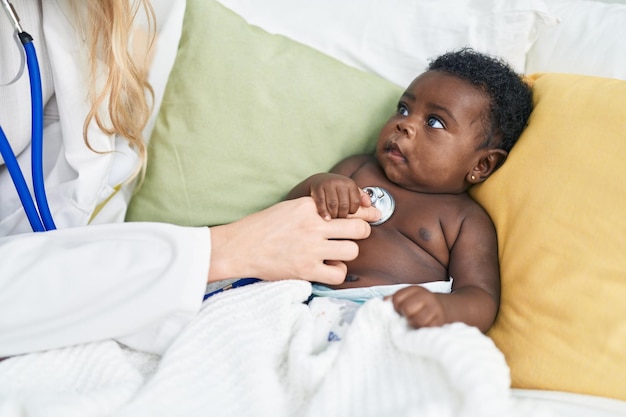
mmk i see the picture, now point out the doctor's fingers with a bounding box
[307,260,348,285]
[318,237,361,262]
[347,205,381,224]
[321,216,372,241]
[286,240,356,284]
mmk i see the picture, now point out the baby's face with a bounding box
[376,70,490,194]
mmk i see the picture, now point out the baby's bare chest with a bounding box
[374,197,460,258]
[360,180,466,248]
[353,192,467,281]
[348,206,458,285]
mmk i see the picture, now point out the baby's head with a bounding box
[427,48,533,153]
[376,48,532,194]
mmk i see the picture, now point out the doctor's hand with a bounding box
[208,197,380,285]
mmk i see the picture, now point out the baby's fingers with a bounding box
[311,189,334,220]
[391,286,445,329]
[336,186,363,218]
[312,186,359,219]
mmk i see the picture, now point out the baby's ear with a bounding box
[467,149,508,184]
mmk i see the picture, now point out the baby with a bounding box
[287,48,533,332]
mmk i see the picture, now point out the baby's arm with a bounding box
[287,155,372,220]
[391,205,500,333]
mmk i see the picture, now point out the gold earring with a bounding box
[471,175,476,181]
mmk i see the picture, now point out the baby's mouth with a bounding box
[385,141,406,161]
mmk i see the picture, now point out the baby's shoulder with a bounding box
[449,192,491,217]
[424,192,492,227]
[332,154,376,177]
[429,194,496,246]
[450,194,496,233]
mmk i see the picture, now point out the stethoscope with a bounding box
[0,0,55,232]
[363,186,395,226]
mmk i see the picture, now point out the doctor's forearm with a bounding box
[0,222,210,356]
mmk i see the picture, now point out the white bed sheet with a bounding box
[0,281,555,417]
[513,389,626,417]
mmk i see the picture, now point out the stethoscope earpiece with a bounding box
[0,0,27,86]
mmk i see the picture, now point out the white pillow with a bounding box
[216,0,557,87]
[525,0,626,81]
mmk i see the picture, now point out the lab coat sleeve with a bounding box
[0,222,211,357]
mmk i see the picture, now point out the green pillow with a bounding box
[126,0,403,226]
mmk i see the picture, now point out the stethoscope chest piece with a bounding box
[363,186,395,226]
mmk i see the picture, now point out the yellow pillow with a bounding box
[470,73,626,400]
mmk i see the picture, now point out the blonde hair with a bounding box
[76,0,156,182]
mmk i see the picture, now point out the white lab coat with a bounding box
[0,0,211,356]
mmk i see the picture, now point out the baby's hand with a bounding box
[308,173,370,220]
[389,286,447,329]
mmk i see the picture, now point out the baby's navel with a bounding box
[345,274,360,282]
[419,227,432,241]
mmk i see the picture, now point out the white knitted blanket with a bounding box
[0,280,553,417]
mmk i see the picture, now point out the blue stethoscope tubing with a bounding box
[0,3,56,232]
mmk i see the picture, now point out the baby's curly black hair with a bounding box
[428,48,533,153]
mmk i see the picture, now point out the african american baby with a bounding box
[287,48,533,333]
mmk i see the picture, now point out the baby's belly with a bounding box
[330,235,450,289]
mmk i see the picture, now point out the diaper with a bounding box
[311,279,453,304]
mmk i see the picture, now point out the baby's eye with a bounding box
[396,103,409,117]
[427,116,444,129]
